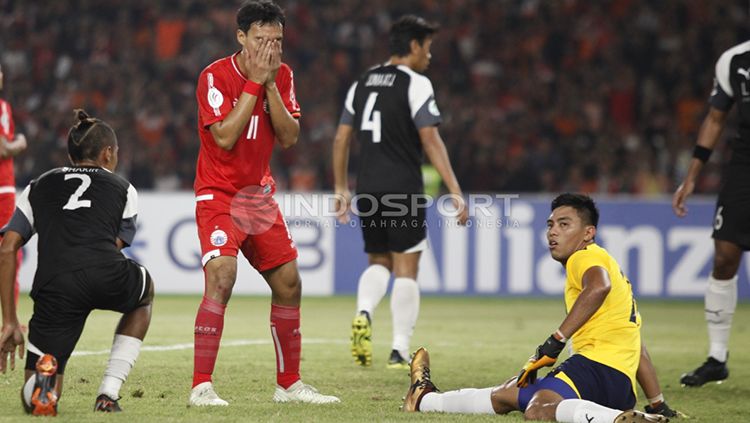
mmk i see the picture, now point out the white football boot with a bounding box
[189,382,229,406]
[273,380,340,404]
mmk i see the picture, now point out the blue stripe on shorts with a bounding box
[518,373,578,411]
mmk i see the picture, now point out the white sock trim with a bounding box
[555,399,621,423]
[705,275,737,362]
[356,264,391,317]
[420,388,494,414]
[391,277,419,354]
[98,334,142,398]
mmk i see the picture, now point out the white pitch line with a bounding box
[72,338,349,357]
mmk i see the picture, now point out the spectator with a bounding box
[0,0,747,194]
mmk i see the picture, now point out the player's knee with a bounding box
[523,404,554,421]
[140,273,155,306]
[713,251,741,279]
[392,263,418,280]
[368,254,392,271]
[206,262,237,299]
[278,273,301,297]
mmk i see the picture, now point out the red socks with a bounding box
[193,296,226,388]
[193,300,300,389]
[270,304,301,389]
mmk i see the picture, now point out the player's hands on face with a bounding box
[672,179,695,218]
[265,40,282,86]
[0,322,25,373]
[516,334,566,388]
[246,39,275,84]
[335,189,352,224]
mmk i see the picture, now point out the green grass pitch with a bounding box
[1,295,748,422]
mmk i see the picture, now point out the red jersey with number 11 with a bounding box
[194,53,300,198]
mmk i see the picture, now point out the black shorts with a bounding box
[356,193,427,254]
[26,259,151,374]
[712,165,750,250]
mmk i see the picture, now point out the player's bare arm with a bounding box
[516,265,611,388]
[209,39,274,150]
[558,266,611,337]
[673,106,729,217]
[264,41,300,148]
[332,124,354,224]
[0,231,25,373]
[418,126,468,225]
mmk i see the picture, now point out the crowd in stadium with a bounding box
[0,0,748,194]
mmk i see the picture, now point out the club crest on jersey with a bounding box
[208,87,224,109]
[210,229,228,247]
[428,99,440,116]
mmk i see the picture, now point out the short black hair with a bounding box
[237,0,285,33]
[389,15,438,57]
[550,193,599,227]
[67,109,117,163]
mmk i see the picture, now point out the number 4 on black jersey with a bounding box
[340,64,443,194]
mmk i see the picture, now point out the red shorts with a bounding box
[195,191,297,272]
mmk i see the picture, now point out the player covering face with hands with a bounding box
[189,0,338,406]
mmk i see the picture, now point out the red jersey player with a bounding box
[189,1,339,406]
[0,63,27,305]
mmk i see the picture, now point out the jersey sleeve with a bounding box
[409,75,443,128]
[566,247,607,289]
[118,184,138,247]
[196,68,235,129]
[0,184,34,243]
[277,65,301,118]
[338,82,358,126]
[710,50,735,111]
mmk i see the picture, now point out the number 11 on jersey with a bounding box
[361,92,381,143]
[246,115,259,140]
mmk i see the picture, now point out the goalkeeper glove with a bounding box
[516,333,567,388]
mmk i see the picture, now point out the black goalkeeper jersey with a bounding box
[340,64,443,194]
[2,166,138,288]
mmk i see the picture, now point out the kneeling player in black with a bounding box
[0,110,154,415]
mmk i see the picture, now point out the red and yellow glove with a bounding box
[516,332,567,388]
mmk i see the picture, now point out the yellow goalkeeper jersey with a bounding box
[564,243,641,393]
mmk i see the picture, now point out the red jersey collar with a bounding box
[231,52,247,80]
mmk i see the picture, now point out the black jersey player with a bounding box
[0,110,153,415]
[332,15,468,369]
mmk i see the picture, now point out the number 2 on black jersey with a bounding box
[361,92,381,143]
[62,173,92,210]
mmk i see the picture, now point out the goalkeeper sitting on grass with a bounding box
[402,193,673,423]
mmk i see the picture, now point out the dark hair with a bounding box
[67,109,117,163]
[237,0,285,32]
[550,193,599,227]
[389,15,438,57]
